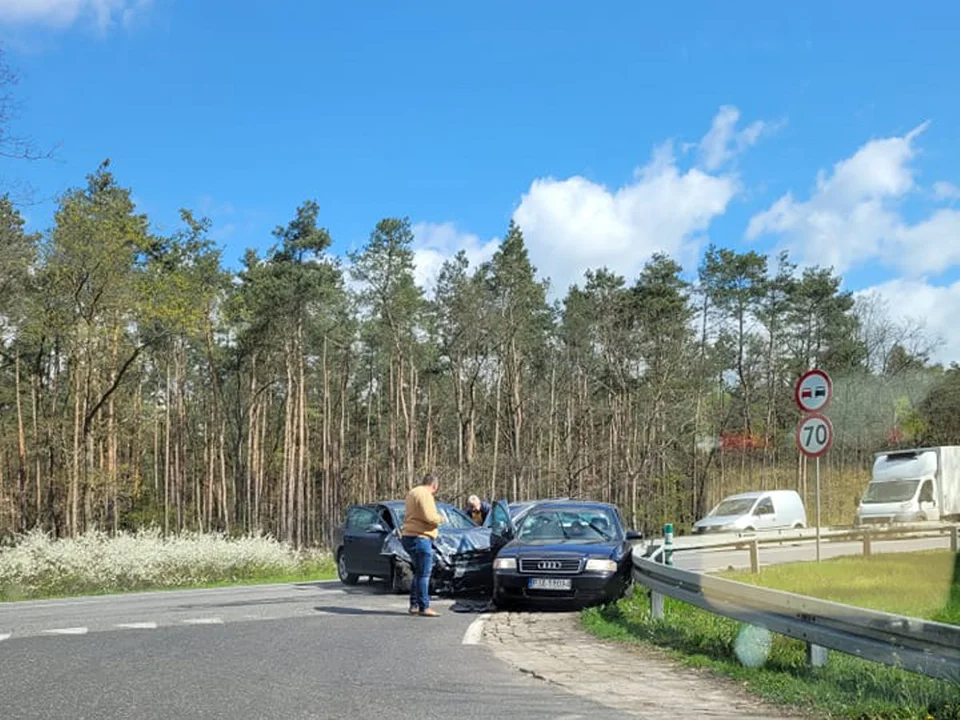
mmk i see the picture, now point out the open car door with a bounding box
[484,499,516,553]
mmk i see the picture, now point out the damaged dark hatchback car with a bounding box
[334,500,502,595]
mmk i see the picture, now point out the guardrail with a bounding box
[632,528,960,681]
[664,521,959,572]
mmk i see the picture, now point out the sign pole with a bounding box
[794,368,833,567]
[815,456,821,563]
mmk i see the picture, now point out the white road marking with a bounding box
[44,627,88,635]
[115,622,158,629]
[0,633,10,641]
[462,614,490,645]
[181,617,223,625]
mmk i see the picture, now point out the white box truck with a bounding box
[854,446,960,525]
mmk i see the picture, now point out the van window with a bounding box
[755,497,775,515]
[919,480,935,503]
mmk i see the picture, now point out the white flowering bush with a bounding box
[0,528,334,599]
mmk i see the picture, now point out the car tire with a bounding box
[337,550,359,586]
[390,560,412,594]
[793,522,805,529]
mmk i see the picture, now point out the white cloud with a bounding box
[512,141,738,295]
[934,181,960,202]
[0,0,152,32]
[860,278,960,365]
[745,122,960,275]
[410,222,499,293]
[698,105,778,171]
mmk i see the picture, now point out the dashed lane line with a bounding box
[181,617,223,625]
[115,622,158,629]
[43,627,88,635]
[0,633,10,641]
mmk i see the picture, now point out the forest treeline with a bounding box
[1,162,958,546]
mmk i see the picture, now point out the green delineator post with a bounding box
[664,523,674,566]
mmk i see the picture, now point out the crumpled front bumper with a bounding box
[380,530,495,596]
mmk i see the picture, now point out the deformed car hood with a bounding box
[380,527,493,564]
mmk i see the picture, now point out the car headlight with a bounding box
[584,558,617,572]
[493,557,516,570]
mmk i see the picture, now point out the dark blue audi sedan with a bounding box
[489,499,642,608]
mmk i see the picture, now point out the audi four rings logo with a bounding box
[537,561,562,570]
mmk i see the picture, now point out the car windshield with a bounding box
[862,480,920,504]
[710,498,756,517]
[391,504,477,529]
[516,507,620,541]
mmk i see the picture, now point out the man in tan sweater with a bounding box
[401,473,443,617]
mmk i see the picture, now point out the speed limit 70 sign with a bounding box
[795,413,833,458]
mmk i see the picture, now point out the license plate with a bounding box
[528,577,572,591]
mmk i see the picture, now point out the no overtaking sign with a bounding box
[794,368,833,457]
[795,369,832,413]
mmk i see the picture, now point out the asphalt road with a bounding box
[1,533,952,719]
[0,580,628,720]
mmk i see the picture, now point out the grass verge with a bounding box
[582,551,960,719]
[0,528,336,602]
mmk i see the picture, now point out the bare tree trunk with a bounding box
[15,352,27,532]
[491,363,502,501]
[164,362,171,536]
[71,359,82,537]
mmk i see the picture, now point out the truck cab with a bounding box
[854,447,957,525]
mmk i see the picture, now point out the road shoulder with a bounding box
[482,610,807,720]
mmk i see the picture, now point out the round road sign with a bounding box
[795,413,833,458]
[795,369,832,413]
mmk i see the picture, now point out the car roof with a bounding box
[723,490,797,500]
[381,499,459,510]
[722,492,764,500]
[523,500,618,512]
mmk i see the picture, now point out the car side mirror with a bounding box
[626,530,643,541]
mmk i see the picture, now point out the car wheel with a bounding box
[337,550,359,585]
[390,560,411,594]
[793,522,805,529]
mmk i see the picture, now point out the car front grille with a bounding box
[518,558,582,574]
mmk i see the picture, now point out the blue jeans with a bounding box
[401,535,434,611]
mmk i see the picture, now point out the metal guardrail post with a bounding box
[952,526,959,554]
[749,539,759,574]
[806,643,829,668]
[862,530,872,558]
[650,590,665,620]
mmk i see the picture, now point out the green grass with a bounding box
[718,550,958,623]
[582,551,960,719]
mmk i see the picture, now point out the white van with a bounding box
[693,490,807,534]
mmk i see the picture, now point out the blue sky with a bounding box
[3,1,960,359]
